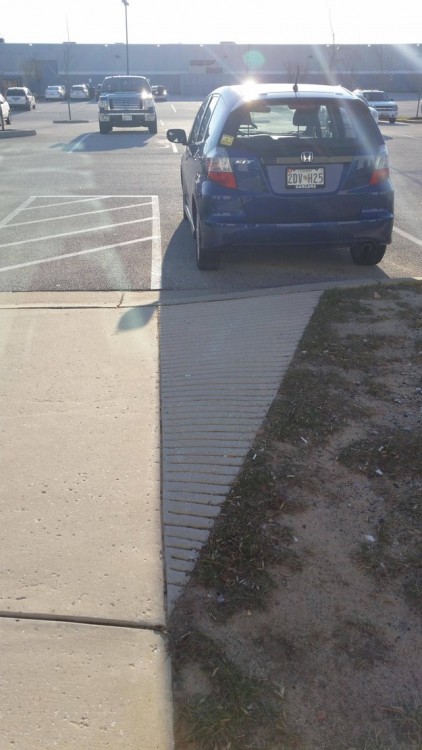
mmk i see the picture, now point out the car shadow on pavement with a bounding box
[56,131,154,152]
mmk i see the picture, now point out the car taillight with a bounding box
[206,154,237,189]
[370,146,390,185]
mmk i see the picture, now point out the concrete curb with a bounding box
[0,129,36,138]
[53,119,90,123]
[0,277,420,310]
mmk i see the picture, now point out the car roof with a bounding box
[211,82,357,106]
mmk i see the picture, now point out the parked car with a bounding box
[151,84,168,101]
[6,86,36,110]
[351,90,379,123]
[0,94,12,129]
[353,89,398,123]
[98,75,157,134]
[45,85,66,100]
[166,82,394,270]
[70,84,90,100]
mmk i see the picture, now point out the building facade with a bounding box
[0,41,421,97]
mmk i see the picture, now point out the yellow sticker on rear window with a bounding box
[220,134,234,146]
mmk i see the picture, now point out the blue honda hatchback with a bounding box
[167,83,394,270]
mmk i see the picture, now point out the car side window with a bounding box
[188,99,209,144]
[197,94,220,142]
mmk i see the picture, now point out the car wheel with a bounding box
[6,110,11,126]
[148,120,158,135]
[0,111,4,131]
[350,242,386,266]
[195,213,221,271]
[99,121,112,134]
[389,117,396,124]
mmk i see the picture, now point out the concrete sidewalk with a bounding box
[0,296,173,750]
[0,287,323,749]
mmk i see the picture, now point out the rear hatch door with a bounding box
[222,97,383,223]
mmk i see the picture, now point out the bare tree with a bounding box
[325,4,340,82]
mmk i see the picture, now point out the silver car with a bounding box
[70,84,90,100]
[45,85,66,101]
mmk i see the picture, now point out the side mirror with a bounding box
[167,128,187,145]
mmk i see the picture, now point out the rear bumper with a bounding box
[201,215,394,250]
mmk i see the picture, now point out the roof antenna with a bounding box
[293,67,300,93]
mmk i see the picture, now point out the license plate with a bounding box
[122,114,132,121]
[287,167,325,189]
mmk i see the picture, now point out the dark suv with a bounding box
[98,75,157,134]
[167,83,394,270]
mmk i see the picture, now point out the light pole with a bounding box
[122,0,129,75]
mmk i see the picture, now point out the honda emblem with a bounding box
[301,151,314,163]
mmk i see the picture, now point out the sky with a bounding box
[2,0,421,46]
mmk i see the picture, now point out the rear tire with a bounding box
[99,121,112,134]
[350,243,386,266]
[0,111,4,131]
[148,120,158,134]
[195,214,221,270]
[6,110,11,125]
[389,117,396,124]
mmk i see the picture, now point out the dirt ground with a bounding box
[169,281,422,750]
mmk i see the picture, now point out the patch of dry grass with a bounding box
[169,281,422,750]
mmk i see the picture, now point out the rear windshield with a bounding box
[7,88,25,95]
[222,98,382,152]
[101,77,151,93]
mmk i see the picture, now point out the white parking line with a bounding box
[0,217,153,250]
[0,236,159,274]
[0,196,36,227]
[151,195,162,290]
[0,194,163,287]
[7,202,153,229]
[67,134,91,152]
[22,195,155,210]
[393,226,422,247]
